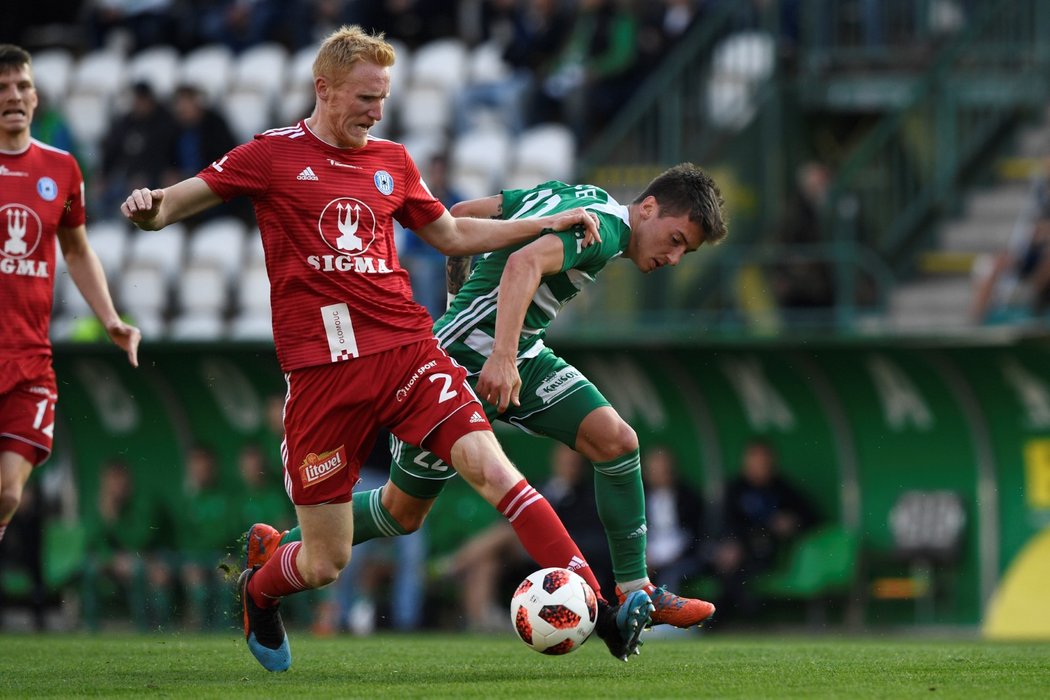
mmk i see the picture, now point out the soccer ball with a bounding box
[510,567,598,655]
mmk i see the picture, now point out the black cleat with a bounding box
[239,567,291,672]
[592,589,653,661]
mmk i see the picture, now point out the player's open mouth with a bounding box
[2,108,26,117]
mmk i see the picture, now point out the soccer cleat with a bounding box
[592,589,653,661]
[616,583,716,628]
[239,567,291,672]
[244,523,286,570]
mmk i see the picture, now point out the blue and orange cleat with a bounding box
[616,583,715,628]
[593,589,653,661]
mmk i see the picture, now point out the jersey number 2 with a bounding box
[429,373,457,403]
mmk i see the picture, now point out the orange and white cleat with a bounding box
[244,523,287,570]
[616,583,715,628]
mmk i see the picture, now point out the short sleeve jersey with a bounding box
[0,139,86,357]
[434,181,631,374]
[197,121,445,371]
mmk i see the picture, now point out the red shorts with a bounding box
[281,338,490,506]
[0,355,58,467]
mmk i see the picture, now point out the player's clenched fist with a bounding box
[121,188,165,230]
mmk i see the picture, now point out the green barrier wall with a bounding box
[51,338,1050,626]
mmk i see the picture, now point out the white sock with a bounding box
[616,577,651,593]
[0,522,8,543]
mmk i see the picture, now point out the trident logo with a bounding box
[336,202,363,251]
[4,208,28,256]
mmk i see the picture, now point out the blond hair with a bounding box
[313,25,396,84]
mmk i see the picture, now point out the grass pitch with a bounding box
[1,632,1047,698]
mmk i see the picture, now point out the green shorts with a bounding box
[388,347,610,499]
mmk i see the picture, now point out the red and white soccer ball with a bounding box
[510,567,598,655]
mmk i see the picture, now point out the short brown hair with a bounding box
[313,25,396,83]
[634,163,728,245]
[0,44,32,74]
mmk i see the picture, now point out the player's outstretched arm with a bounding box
[121,177,222,231]
[415,206,600,257]
[444,195,504,300]
[57,224,141,367]
[475,235,565,413]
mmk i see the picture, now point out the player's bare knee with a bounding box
[0,486,22,518]
[299,554,346,587]
[589,421,638,462]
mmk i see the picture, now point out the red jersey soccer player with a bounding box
[122,26,651,671]
[0,45,140,546]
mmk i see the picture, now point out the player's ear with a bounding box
[641,195,658,219]
[315,75,329,100]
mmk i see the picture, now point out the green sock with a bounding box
[278,487,408,547]
[593,449,648,583]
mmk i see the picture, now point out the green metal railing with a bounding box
[821,0,1050,271]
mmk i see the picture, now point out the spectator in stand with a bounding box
[234,442,293,536]
[195,0,285,52]
[175,443,236,631]
[536,0,641,142]
[771,160,835,311]
[97,81,176,215]
[713,438,819,621]
[637,0,703,73]
[82,459,172,631]
[169,84,248,224]
[401,153,465,318]
[641,446,705,596]
[352,0,456,50]
[970,158,1050,323]
[84,0,178,52]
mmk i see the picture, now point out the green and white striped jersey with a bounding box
[434,180,631,374]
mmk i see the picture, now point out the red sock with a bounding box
[248,542,307,608]
[497,479,604,601]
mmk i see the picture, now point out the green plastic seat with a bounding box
[756,525,859,599]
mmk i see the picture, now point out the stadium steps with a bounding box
[887,109,1050,331]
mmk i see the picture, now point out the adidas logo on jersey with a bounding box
[297,166,319,181]
[469,411,485,424]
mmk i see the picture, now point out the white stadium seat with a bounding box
[451,127,512,192]
[246,229,266,264]
[237,261,271,315]
[188,217,247,279]
[87,220,130,278]
[118,263,170,318]
[410,38,468,92]
[52,271,92,318]
[223,89,274,142]
[126,224,186,281]
[72,49,126,98]
[229,311,273,341]
[469,41,511,85]
[179,44,233,103]
[234,42,288,97]
[127,46,180,99]
[513,123,576,182]
[399,85,453,134]
[288,44,318,90]
[178,262,228,314]
[30,48,73,102]
[62,92,111,151]
[400,130,447,167]
[169,311,225,341]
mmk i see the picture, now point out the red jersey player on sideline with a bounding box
[121,26,651,671]
[0,45,140,549]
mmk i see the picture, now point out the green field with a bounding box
[1,633,1047,698]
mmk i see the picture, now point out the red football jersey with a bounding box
[0,139,86,358]
[197,121,446,371]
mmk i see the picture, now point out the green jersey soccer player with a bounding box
[253,163,727,627]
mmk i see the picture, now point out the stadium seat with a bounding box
[125,224,186,281]
[400,130,447,166]
[233,42,288,97]
[246,228,266,264]
[52,271,92,318]
[707,31,776,130]
[169,311,226,341]
[178,262,228,314]
[118,263,170,320]
[755,525,859,610]
[450,127,512,196]
[30,48,73,102]
[236,261,271,315]
[62,92,111,155]
[223,90,275,142]
[469,40,511,84]
[126,46,180,99]
[399,85,453,134]
[179,44,234,103]
[288,44,319,90]
[71,49,126,98]
[188,217,247,279]
[87,219,130,278]
[278,86,315,124]
[410,38,469,92]
[229,310,273,341]
[512,123,575,183]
